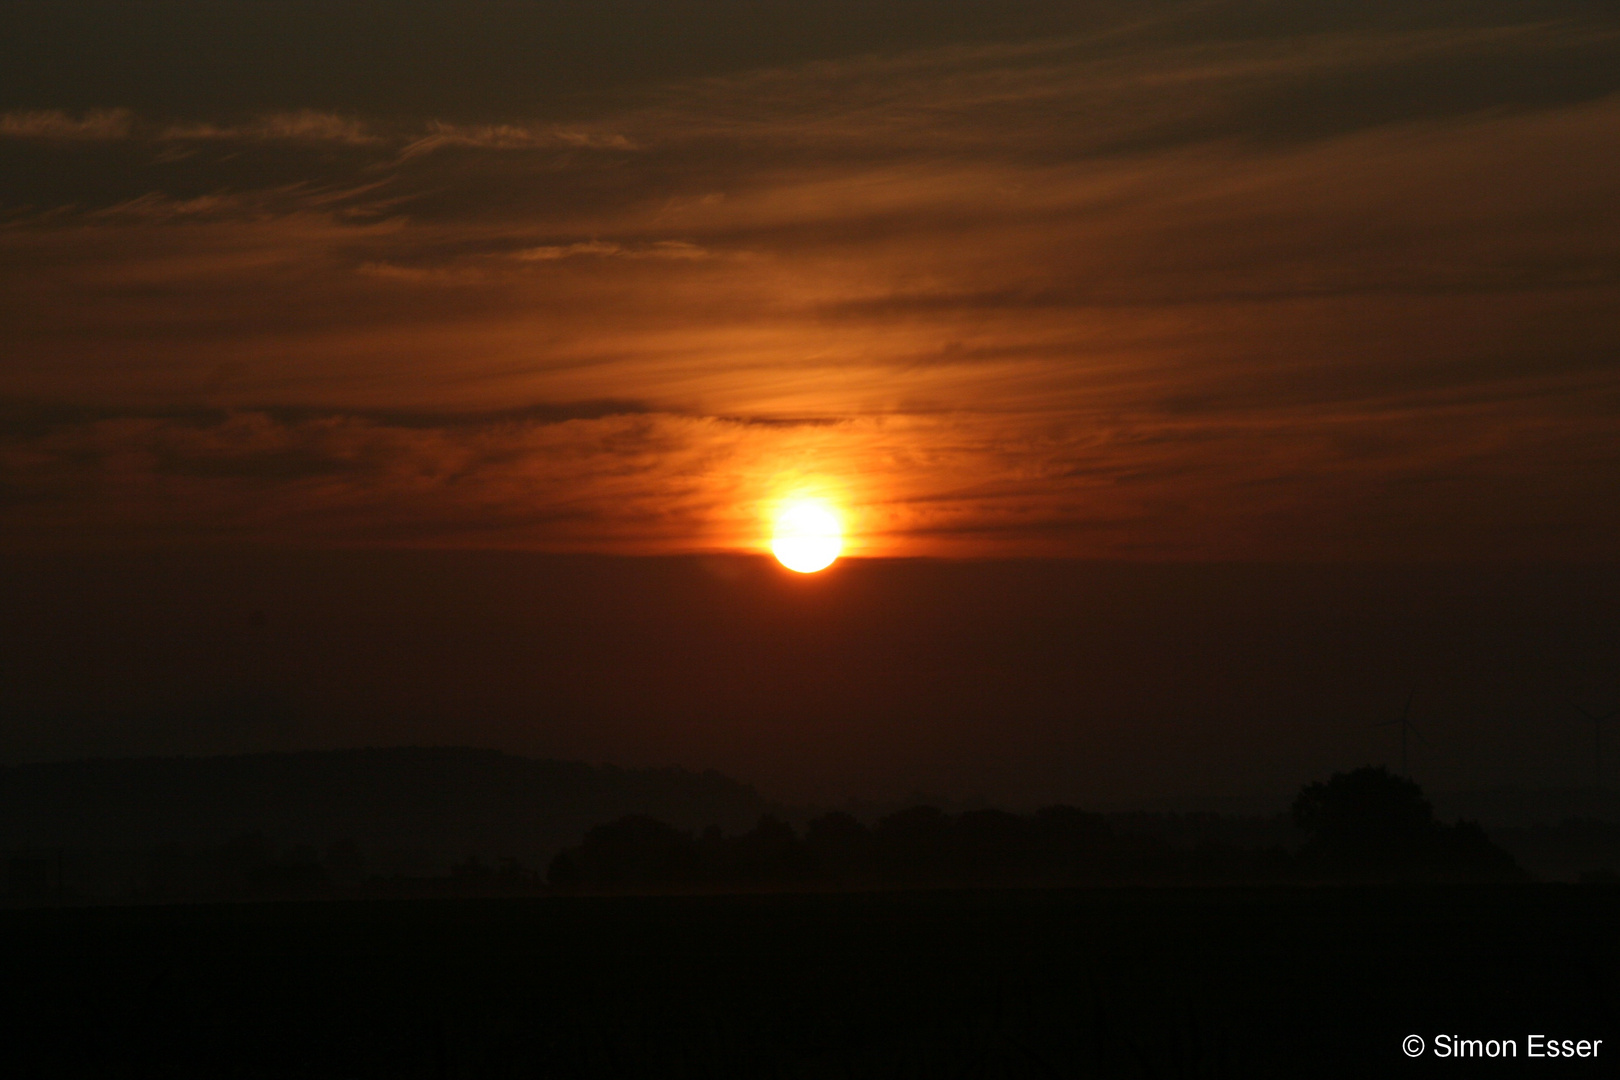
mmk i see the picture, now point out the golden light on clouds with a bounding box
[1,4,1618,561]
[770,496,843,573]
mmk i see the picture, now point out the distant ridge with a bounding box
[0,747,774,874]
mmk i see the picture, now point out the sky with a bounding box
[2,2,1618,802]
[4,0,1618,560]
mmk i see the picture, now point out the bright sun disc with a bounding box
[772,500,842,573]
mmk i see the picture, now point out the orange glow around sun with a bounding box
[771,498,843,572]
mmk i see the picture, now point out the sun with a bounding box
[771,498,843,573]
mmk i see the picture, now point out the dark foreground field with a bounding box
[5,885,1615,1078]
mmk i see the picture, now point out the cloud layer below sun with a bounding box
[2,1,1618,558]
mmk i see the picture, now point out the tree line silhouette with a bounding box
[549,767,1524,890]
[5,766,1542,902]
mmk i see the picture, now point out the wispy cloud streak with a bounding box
[0,108,134,140]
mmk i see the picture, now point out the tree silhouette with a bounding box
[728,815,803,882]
[1293,766,1522,880]
[1293,766,1433,861]
[546,814,699,889]
[803,811,873,881]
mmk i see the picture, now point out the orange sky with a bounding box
[2,2,1618,561]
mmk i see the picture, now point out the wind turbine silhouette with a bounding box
[1569,702,1619,791]
[1378,688,1427,778]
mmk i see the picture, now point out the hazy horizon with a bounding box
[5,550,1615,806]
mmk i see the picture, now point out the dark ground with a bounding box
[5,884,1614,1078]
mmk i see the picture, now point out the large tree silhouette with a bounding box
[1293,766,1521,880]
[1293,767,1433,860]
